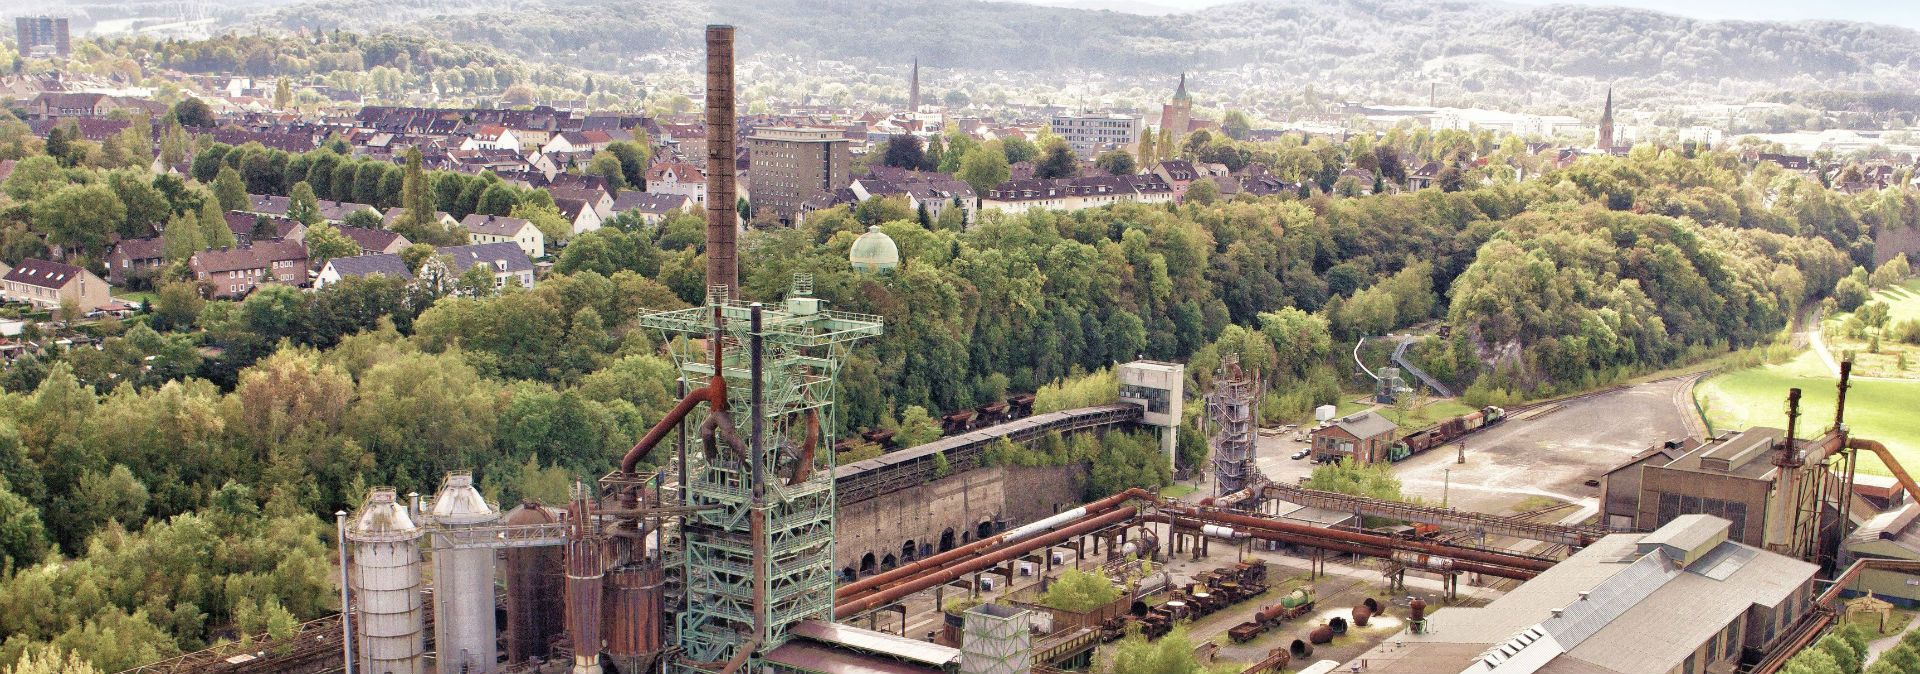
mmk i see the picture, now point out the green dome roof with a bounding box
[850,226,900,272]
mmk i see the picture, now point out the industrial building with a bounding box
[1356,515,1819,674]
[748,126,853,224]
[1308,411,1397,465]
[15,16,70,57]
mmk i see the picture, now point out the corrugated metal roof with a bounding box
[788,620,960,667]
[763,640,945,674]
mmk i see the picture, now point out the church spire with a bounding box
[1173,72,1190,101]
[1596,86,1615,152]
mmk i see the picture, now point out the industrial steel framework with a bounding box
[1208,355,1260,496]
[642,279,882,669]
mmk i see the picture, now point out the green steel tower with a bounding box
[641,278,881,669]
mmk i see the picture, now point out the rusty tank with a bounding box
[503,501,565,663]
[1410,598,1428,621]
[1353,604,1372,627]
[1308,625,1334,644]
[1291,638,1315,657]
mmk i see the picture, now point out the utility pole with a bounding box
[1443,469,1450,509]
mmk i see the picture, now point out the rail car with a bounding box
[1387,405,1505,462]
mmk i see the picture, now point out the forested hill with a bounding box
[266,0,1920,96]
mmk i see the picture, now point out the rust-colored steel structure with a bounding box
[604,565,665,673]
[504,502,566,663]
[1157,506,1554,576]
[704,24,738,293]
[564,492,605,674]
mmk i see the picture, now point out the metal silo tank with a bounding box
[427,472,500,674]
[349,487,426,674]
[503,501,566,663]
[603,562,664,673]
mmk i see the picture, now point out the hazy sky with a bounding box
[1038,0,1920,30]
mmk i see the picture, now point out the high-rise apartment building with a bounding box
[15,17,70,57]
[1048,113,1142,158]
[747,126,852,225]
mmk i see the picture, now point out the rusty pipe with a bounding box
[1151,514,1537,581]
[1848,439,1920,507]
[789,408,820,485]
[834,505,1137,618]
[621,382,713,474]
[836,487,1153,599]
[1166,506,1556,572]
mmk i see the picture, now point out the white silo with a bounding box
[349,487,426,674]
[427,472,500,674]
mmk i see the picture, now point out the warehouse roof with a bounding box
[1357,515,1816,674]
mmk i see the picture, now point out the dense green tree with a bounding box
[212,166,249,212]
[35,184,124,258]
[1035,140,1078,179]
[1095,150,1137,176]
[958,145,1010,195]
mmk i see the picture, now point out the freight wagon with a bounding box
[1387,405,1505,462]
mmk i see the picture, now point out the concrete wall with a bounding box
[834,464,1086,577]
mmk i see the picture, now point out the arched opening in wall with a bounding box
[841,567,856,581]
[859,552,877,577]
[939,528,956,552]
[881,553,898,571]
[961,531,972,544]
[901,540,917,562]
[977,520,995,540]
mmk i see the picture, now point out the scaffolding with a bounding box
[1208,355,1261,496]
[642,280,882,669]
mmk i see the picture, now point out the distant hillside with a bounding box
[263,0,1920,100]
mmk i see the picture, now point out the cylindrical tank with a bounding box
[428,473,500,674]
[603,563,664,673]
[1352,604,1372,627]
[1363,597,1381,615]
[349,487,426,674]
[1330,616,1348,635]
[1290,639,1314,658]
[504,501,565,663]
[1308,625,1334,644]
[1410,598,1428,622]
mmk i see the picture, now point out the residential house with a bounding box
[224,212,300,246]
[1336,167,1376,194]
[541,130,614,155]
[336,226,412,256]
[609,192,691,226]
[646,161,708,205]
[188,240,310,298]
[382,208,459,231]
[1149,160,1198,202]
[461,214,546,259]
[1407,161,1442,190]
[2,258,111,312]
[978,174,1174,215]
[460,125,522,152]
[315,253,413,290]
[107,237,167,285]
[553,197,603,234]
[548,186,614,219]
[421,242,536,292]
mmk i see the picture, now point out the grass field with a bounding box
[1696,348,1920,476]
[1385,398,1478,430]
[1824,278,1920,379]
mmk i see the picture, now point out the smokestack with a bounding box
[910,57,920,113]
[705,25,739,297]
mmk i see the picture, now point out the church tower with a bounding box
[909,58,920,113]
[1596,86,1615,152]
[1159,72,1193,140]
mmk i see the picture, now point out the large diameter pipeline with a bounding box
[1170,507,1555,573]
[834,506,1137,618]
[836,487,1151,599]
[1151,514,1537,581]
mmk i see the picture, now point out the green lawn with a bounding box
[1384,398,1478,430]
[1696,348,1920,476]
[1825,278,1920,379]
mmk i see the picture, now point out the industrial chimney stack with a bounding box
[705,25,739,296]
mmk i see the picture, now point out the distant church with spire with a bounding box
[1159,73,1194,136]
[1595,86,1616,153]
